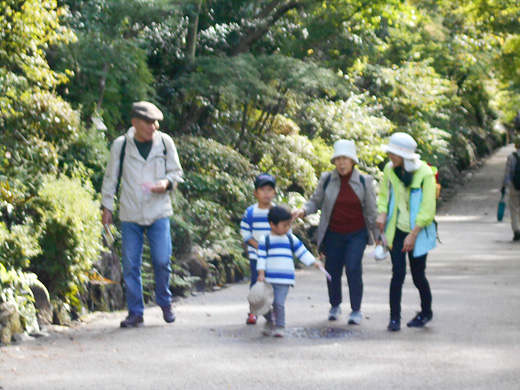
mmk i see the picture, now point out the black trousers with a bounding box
[389,229,432,319]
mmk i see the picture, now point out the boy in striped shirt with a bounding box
[240,173,277,325]
[257,205,323,337]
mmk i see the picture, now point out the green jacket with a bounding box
[377,161,436,249]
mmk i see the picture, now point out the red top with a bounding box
[328,171,366,233]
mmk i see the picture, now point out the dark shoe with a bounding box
[120,314,144,328]
[387,318,401,332]
[513,231,520,241]
[407,312,433,328]
[161,305,176,323]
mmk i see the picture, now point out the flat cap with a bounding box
[131,101,164,121]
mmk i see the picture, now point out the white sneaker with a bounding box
[273,327,285,338]
[262,321,274,336]
[348,310,363,325]
[328,306,341,321]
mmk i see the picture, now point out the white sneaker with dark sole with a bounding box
[348,310,363,325]
[328,306,341,321]
[262,321,274,336]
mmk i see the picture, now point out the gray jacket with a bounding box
[101,127,184,225]
[302,168,379,249]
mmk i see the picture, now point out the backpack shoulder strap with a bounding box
[323,172,332,191]
[246,205,255,230]
[160,132,168,156]
[265,234,270,256]
[359,174,365,188]
[286,233,295,253]
[116,137,127,193]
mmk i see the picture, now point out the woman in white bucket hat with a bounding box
[293,140,380,325]
[376,132,437,332]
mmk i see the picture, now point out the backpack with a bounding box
[513,153,520,191]
[116,135,168,193]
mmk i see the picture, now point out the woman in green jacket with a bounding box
[376,133,437,332]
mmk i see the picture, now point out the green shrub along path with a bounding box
[1,145,519,389]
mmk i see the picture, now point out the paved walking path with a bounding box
[1,145,519,390]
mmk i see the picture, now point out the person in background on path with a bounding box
[514,110,520,132]
[101,101,184,328]
[501,135,520,241]
[376,132,437,332]
[257,205,324,337]
[240,173,277,325]
[292,140,379,325]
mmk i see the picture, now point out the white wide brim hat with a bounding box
[248,281,274,316]
[330,139,359,164]
[382,132,420,160]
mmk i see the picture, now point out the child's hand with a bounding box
[247,238,258,249]
[257,274,265,282]
[313,260,324,269]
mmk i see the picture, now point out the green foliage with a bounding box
[30,174,103,308]
[53,0,178,135]
[258,134,318,195]
[0,75,81,188]
[0,222,41,270]
[59,125,109,192]
[0,0,75,86]
[176,135,254,217]
[299,93,394,174]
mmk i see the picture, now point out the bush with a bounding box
[176,135,255,218]
[0,264,40,335]
[30,173,103,308]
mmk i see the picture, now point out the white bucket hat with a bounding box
[381,132,420,160]
[330,140,359,164]
[247,282,274,316]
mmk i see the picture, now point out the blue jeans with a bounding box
[322,228,368,311]
[121,217,172,316]
[264,283,291,328]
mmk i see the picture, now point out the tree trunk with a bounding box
[96,62,110,110]
[231,1,304,56]
[185,1,201,63]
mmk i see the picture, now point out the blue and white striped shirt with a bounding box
[257,233,316,285]
[240,203,272,261]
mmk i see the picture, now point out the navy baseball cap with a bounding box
[254,173,276,189]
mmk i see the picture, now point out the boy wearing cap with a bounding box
[257,205,323,337]
[101,101,184,328]
[376,132,437,332]
[240,173,277,325]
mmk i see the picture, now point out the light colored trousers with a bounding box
[509,185,520,233]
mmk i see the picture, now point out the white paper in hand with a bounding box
[141,181,154,193]
[319,265,332,282]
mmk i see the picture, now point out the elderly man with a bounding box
[101,101,184,327]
